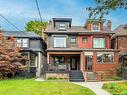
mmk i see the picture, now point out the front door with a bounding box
[85,55,93,71]
[70,57,77,70]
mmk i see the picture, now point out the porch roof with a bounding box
[47,48,119,52]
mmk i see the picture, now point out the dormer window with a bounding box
[58,23,66,30]
[92,23,100,31]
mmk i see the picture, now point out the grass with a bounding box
[0,79,96,95]
[103,82,127,95]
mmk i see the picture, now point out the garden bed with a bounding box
[103,82,127,95]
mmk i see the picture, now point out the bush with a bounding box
[111,76,122,80]
[47,77,67,80]
[103,82,127,95]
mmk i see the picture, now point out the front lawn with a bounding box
[0,79,96,95]
[103,82,127,95]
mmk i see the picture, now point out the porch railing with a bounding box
[46,64,69,73]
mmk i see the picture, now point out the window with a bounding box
[30,53,36,66]
[82,37,88,43]
[97,52,114,63]
[54,56,64,65]
[93,38,105,48]
[59,23,66,30]
[54,36,66,48]
[16,38,28,48]
[30,40,40,48]
[92,23,99,31]
[70,37,76,43]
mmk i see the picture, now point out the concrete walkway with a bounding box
[73,82,111,95]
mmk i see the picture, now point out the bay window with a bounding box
[93,38,105,48]
[53,36,66,48]
[97,52,114,63]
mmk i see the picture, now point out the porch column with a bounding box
[80,52,85,71]
[47,52,50,64]
[36,52,41,78]
[93,52,96,72]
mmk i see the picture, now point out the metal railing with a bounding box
[46,64,69,73]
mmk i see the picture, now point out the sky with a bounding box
[0,0,127,31]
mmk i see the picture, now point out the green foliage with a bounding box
[0,79,96,95]
[47,77,68,80]
[87,0,127,18]
[0,32,28,79]
[25,20,48,36]
[103,82,127,95]
[111,76,122,80]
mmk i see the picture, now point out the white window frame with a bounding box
[58,23,66,30]
[92,23,100,31]
[93,38,105,48]
[97,52,114,63]
[53,36,66,48]
[16,38,29,48]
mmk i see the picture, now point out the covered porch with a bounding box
[47,52,81,72]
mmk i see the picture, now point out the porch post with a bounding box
[80,51,84,71]
[36,52,41,78]
[47,52,50,64]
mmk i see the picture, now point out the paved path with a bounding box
[73,82,111,95]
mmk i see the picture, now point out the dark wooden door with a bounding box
[70,57,77,70]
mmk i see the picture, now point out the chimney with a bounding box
[107,20,111,32]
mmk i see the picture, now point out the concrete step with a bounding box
[70,79,84,82]
[69,70,84,82]
[87,72,97,81]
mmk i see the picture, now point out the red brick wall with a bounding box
[78,35,111,49]
[93,52,119,76]
[117,36,127,52]
[78,36,92,48]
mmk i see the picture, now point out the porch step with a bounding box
[87,72,97,81]
[69,70,84,82]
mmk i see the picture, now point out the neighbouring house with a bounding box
[44,18,119,82]
[2,31,47,78]
[112,24,127,79]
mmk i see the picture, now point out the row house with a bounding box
[45,18,119,81]
[112,24,127,79]
[2,31,47,78]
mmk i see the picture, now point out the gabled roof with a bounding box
[112,24,127,39]
[2,31,41,38]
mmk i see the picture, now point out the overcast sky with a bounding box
[0,0,127,31]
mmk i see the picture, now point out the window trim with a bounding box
[16,38,29,48]
[82,37,88,43]
[93,37,106,49]
[53,36,67,48]
[58,23,66,30]
[70,36,76,43]
[96,52,114,64]
[92,23,100,31]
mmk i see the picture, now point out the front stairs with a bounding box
[69,70,85,82]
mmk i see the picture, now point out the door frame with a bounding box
[85,55,93,71]
[70,57,77,70]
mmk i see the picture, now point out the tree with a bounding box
[0,32,28,79]
[86,0,127,18]
[25,20,48,41]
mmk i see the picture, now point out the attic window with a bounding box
[58,23,66,30]
[92,23,100,31]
